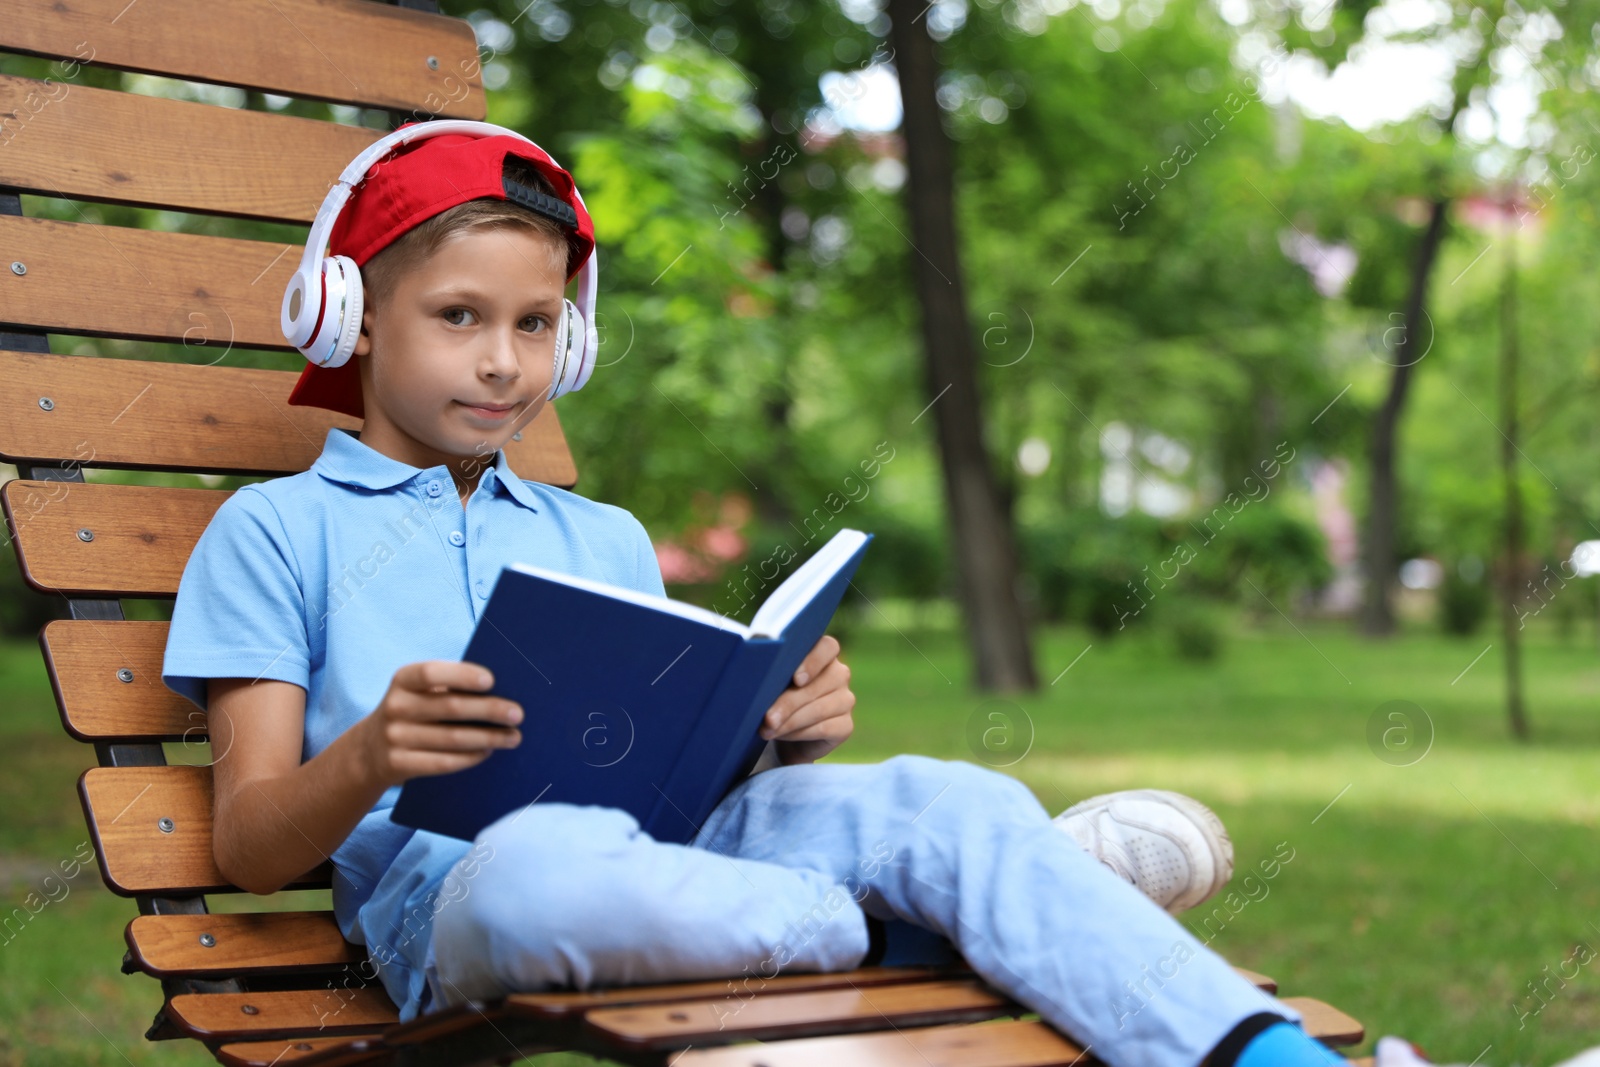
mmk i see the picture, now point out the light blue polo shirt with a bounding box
[162,425,666,1020]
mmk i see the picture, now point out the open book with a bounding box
[390,529,873,844]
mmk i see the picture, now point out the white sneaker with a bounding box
[1052,789,1233,914]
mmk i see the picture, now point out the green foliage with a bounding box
[845,510,951,601]
[1438,560,1493,636]
[1155,592,1228,661]
[1019,510,1166,633]
[1190,500,1334,603]
[1019,500,1327,642]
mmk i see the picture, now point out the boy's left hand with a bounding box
[761,634,854,765]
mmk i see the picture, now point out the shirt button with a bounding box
[448,530,465,547]
[426,480,443,497]
[475,579,488,599]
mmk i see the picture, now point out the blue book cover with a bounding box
[390,529,873,844]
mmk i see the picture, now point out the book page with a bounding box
[748,529,869,638]
[505,563,751,636]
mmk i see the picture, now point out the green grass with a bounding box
[3,618,1599,1065]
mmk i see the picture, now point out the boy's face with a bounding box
[353,225,566,478]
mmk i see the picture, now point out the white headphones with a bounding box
[280,119,600,400]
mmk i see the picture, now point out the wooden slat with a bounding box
[0,215,303,347]
[504,964,979,1021]
[79,765,331,895]
[4,437,578,601]
[126,912,367,979]
[378,965,977,1050]
[164,988,399,1042]
[672,1017,1086,1067]
[0,73,378,221]
[1,0,485,118]
[0,346,354,472]
[1234,967,1276,994]
[216,1035,392,1067]
[6,480,224,598]
[1281,996,1366,1047]
[497,966,1276,1026]
[584,978,1021,1051]
[0,351,578,483]
[41,620,195,741]
[670,998,1365,1067]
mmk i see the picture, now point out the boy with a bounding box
[161,125,1342,1067]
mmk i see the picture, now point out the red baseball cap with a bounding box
[286,122,595,420]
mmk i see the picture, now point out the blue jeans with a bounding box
[423,754,1296,1067]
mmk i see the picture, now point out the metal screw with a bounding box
[240,1004,259,1015]
[117,668,134,683]
[10,262,25,276]
[77,528,94,542]
[158,817,174,833]
[38,397,53,411]
[427,55,439,70]
[294,1044,312,1052]
[668,1010,689,1022]
[199,933,216,948]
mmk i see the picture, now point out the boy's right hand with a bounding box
[361,661,523,789]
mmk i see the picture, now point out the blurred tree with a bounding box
[1253,0,1492,635]
[1497,214,1528,737]
[886,0,1038,691]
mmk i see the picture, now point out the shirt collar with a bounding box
[311,427,540,512]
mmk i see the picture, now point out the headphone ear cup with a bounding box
[281,264,321,350]
[572,310,598,393]
[549,297,583,399]
[327,256,364,370]
[298,255,359,368]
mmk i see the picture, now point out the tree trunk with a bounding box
[1498,211,1529,739]
[1362,198,1449,636]
[886,0,1037,691]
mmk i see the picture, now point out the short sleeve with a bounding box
[629,514,667,599]
[162,486,311,712]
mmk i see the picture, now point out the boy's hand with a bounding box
[360,661,523,789]
[760,635,854,765]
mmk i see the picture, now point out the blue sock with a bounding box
[1231,1020,1344,1067]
